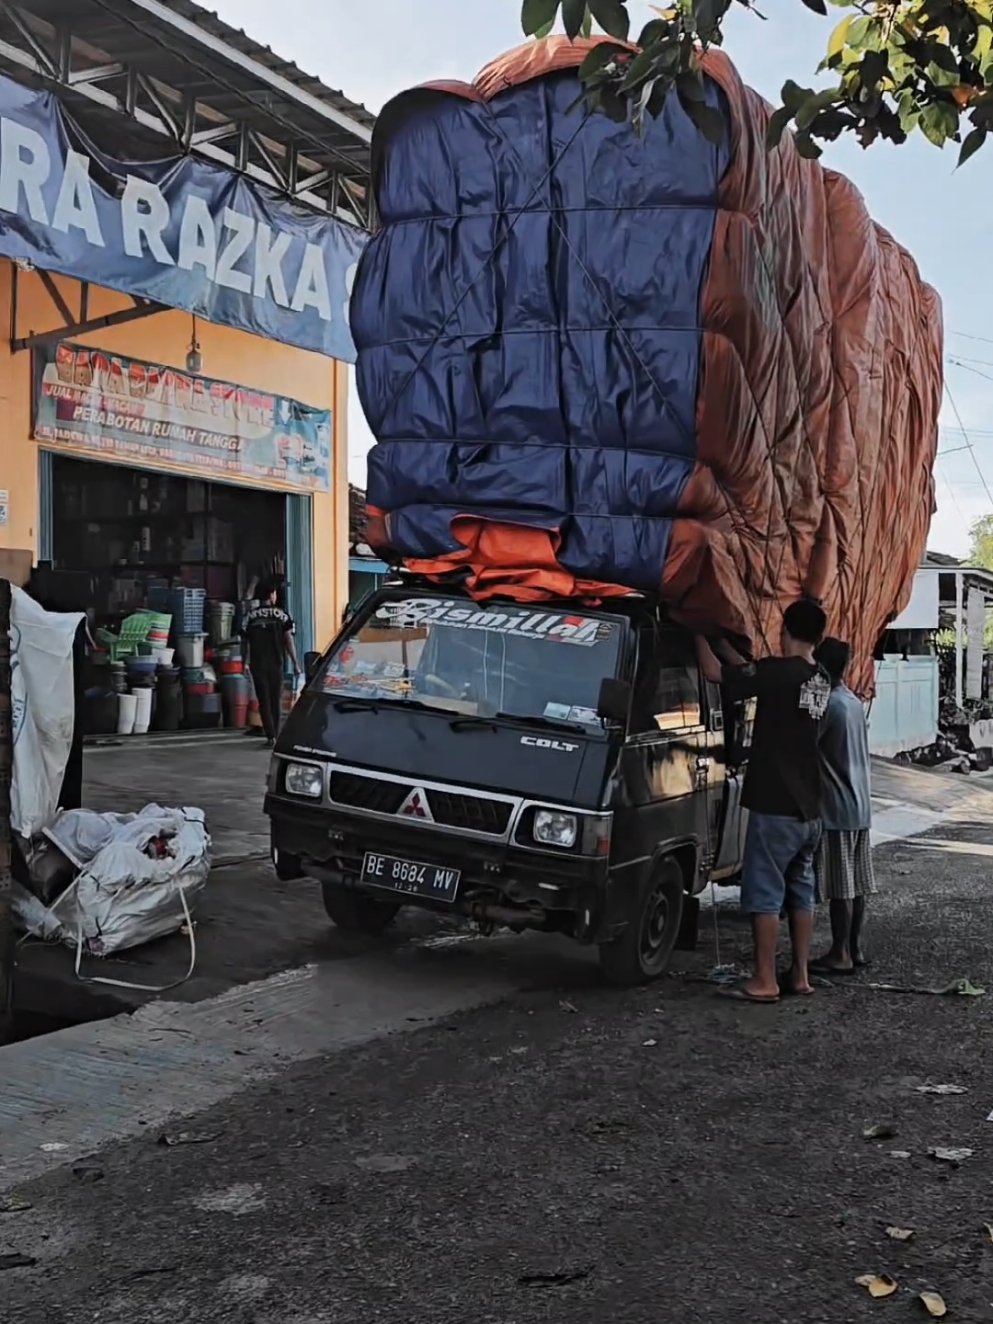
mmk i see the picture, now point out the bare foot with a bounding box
[719,978,780,1004]
[810,952,854,974]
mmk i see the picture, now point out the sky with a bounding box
[212,0,993,557]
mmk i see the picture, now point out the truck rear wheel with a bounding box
[321,881,401,933]
[599,856,685,986]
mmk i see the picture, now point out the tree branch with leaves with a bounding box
[521,0,993,164]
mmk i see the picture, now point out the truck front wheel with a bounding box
[598,856,686,986]
[321,881,401,933]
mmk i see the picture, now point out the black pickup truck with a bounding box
[264,577,751,984]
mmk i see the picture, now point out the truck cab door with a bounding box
[708,690,754,879]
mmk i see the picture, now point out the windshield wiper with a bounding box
[496,711,589,734]
[332,696,436,715]
[449,711,588,734]
[449,715,498,732]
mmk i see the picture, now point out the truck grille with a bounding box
[328,771,512,836]
[427,790,512,835]
[329,772,408,815]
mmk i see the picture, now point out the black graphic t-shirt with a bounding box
[244,605,294,674]
[723,656,831,821]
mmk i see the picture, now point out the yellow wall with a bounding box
[0,259,347,644]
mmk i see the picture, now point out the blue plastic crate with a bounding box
[168,587,206,635]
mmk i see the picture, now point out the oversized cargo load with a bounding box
[351,37,943,694]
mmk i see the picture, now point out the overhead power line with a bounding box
[943,380,993,509]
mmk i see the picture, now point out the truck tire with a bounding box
[321,881,401,933]
[598,856,686,986]
[271,842,304,882]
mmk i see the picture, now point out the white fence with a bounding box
[868,656,939,758]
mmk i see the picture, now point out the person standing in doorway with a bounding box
[697,598,830,1004]
[809,636,875,975]
[244,579,300,747]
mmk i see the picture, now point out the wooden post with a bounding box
[0,578,14,1040]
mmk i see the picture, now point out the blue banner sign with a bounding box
[34,340,332,492]
[0,74,366,361]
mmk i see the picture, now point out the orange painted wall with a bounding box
[0,259,347,645]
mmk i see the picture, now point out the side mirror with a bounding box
[304,651,321,683]
[597,677,631,726]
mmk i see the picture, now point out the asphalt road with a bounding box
[4,817,993,1323]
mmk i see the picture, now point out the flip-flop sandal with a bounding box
[777,978,816,997]
[808,962,856,978]
[718,983,780,1005]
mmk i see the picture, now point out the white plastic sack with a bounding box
[9,586,84,838]
[14,804,211,957]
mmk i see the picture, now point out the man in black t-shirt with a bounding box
[698,598,830,1004]
[244,580,300,746]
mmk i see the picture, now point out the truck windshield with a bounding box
[319,596,624,729]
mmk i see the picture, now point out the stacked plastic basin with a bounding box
[170,588,210,724]
[216,642,249,728]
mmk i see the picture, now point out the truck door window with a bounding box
[632,630,702,734]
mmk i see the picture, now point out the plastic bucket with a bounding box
[117,693,137,735]
[133,687,153,735]
[176,634,206,668]
[224,692,249,728]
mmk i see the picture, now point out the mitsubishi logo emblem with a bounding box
[398,787,433,822]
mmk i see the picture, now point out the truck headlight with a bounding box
[534,810,577,849]
[284,762,323,799]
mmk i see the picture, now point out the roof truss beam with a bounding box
[0,3,371,229]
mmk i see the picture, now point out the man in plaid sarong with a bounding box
[810,637,875,975]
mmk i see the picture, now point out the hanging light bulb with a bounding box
[186,314,203,375]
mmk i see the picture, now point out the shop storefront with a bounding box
[0,0,373,735]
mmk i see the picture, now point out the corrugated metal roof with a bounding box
[4,0,373,212]
[151,0,376,132]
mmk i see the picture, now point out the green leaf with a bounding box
[581,8,593,35]
[621,46,666,90]
[676,68,707,103]
[562,0,588,38]
[692,0,733,40]
[600,87,629,121]
[588,0,631,40]
[795,85,841,130]
[522,0,561,36]
[647,76,671,118]
[845,16,874,50]
[684,99,726,143]
[926,60,962,88]
[579,42,624,79]
[800,0,827,12]
[765,104,792,148]
[536,19,555,36]
[637,19,669,47]
[781,79,814,112]
[793,130,823,159]
[860,49,889,92]
[919,99,959,146]
[897,90,920,133]
[827,15,851,59]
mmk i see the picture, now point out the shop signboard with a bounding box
[0,74,366,362]
[33,342,332,492]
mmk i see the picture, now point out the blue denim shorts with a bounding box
[740,813,823,915]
